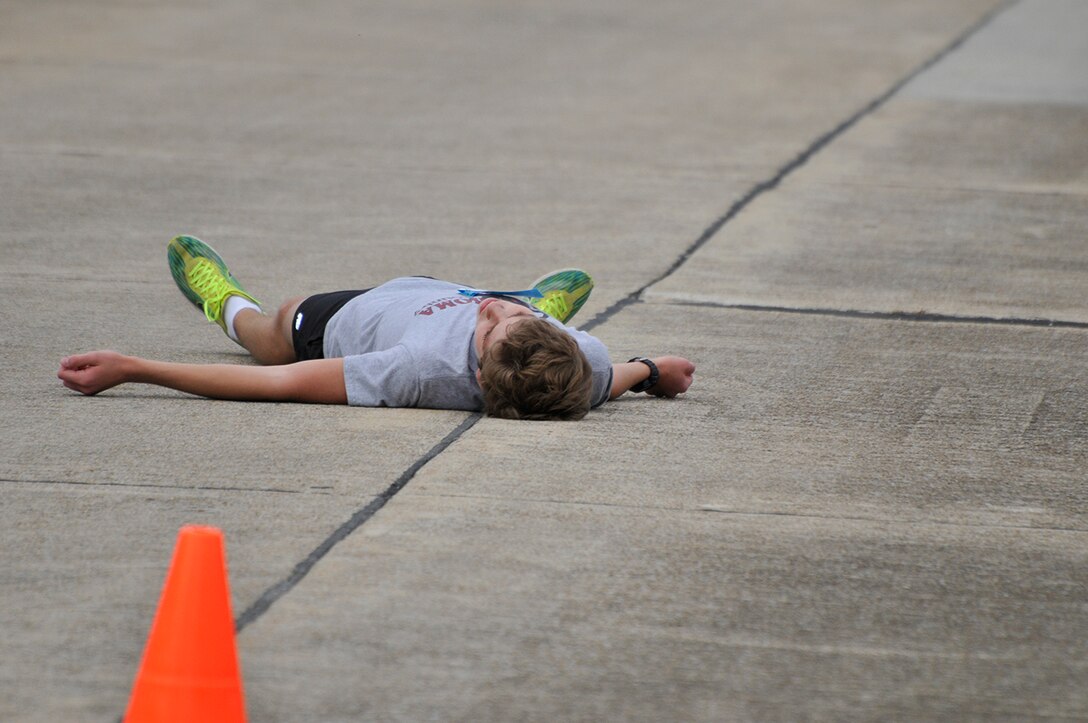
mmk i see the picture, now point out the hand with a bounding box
[58,351,132,396]
[648,356,695,398]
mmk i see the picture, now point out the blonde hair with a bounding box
[479,317,593,420]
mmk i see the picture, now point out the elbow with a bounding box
[265,367,305,402]
[279,360,348,404]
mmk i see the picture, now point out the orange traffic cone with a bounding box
[125,525,246,722]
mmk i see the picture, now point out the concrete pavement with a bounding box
[2,0,1085,720]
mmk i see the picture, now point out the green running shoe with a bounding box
[528,268,593,324]
[167,235,260,333]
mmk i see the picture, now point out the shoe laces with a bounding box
[536,292,570,320]
[187,258,234,322]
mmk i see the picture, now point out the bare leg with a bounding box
[233,297,304,365]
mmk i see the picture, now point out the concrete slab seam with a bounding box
[698,507,1088,534]
[1,477,304,494]
[666,300,1088,330]
[234,413,481,633]
[579,0,1019,334]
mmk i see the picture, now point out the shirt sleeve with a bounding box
[560,325,612,408]
[341,345,421,407]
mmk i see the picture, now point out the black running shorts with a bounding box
[291,289,372,361]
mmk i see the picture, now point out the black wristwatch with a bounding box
[628,357,659,393]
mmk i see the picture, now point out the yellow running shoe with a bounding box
[167,235,260,333]
[528,268,593,324]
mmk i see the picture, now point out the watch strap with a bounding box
[628,357,659,393]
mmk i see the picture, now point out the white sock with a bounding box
[223,295,262,342]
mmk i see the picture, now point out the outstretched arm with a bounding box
[610,355,695,400]
[58,351,347,404]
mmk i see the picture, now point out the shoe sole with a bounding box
[530,267,593,320]
[167,235,241,311]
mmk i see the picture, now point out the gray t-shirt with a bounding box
[323,277,612,410]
